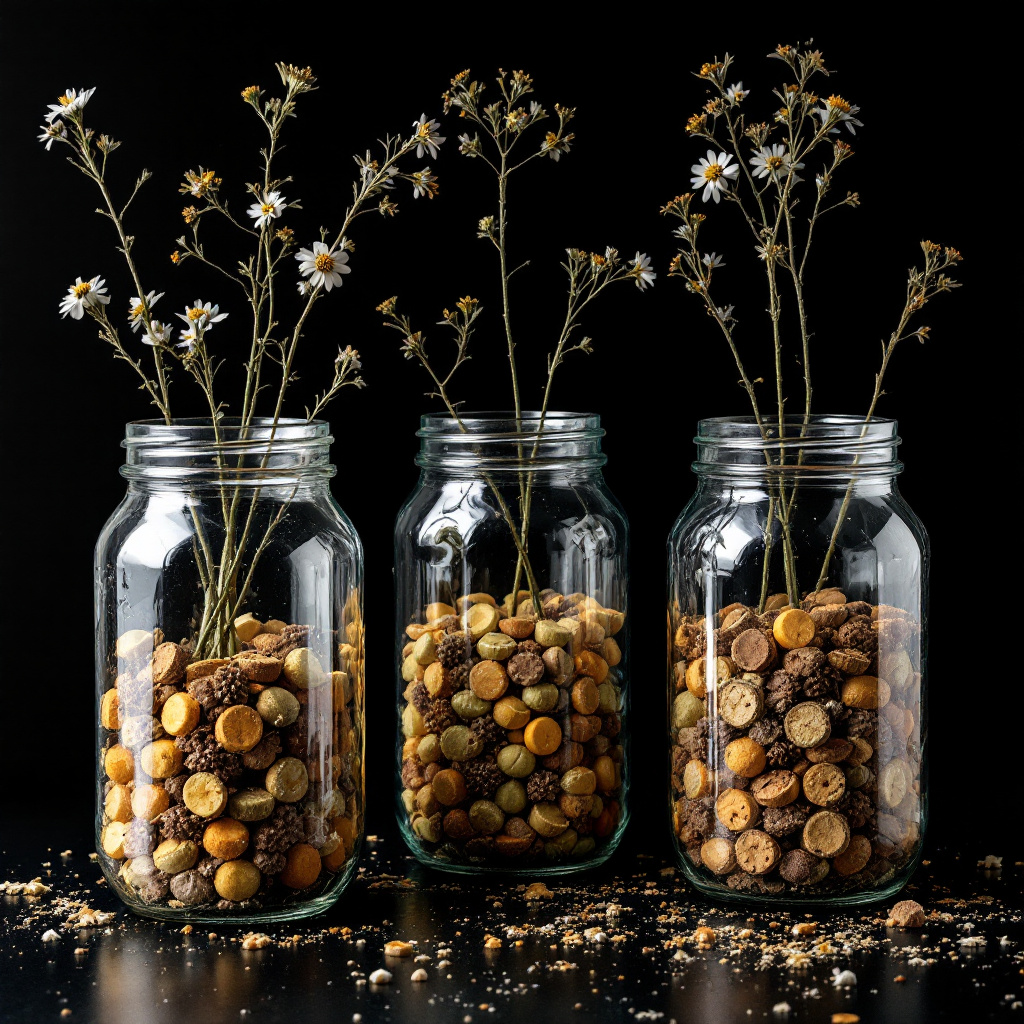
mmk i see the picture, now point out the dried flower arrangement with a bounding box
[40,63,445,658]
[662,44,962,605]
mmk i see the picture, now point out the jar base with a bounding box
[674,845,923,909]
[399,820,628,877]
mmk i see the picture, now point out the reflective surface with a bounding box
[2,820,1020,1024]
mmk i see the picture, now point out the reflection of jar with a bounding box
[95,420,364,922]
[394,413,629,873]
[668,416,926,904]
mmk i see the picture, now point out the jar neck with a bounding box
[692,415,902,485]
[121,419,336,487]
[416,412,607,475]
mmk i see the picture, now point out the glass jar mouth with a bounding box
[122,418,334,482]
[693,414,902,478]
[416,411,606,472]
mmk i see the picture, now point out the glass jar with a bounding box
[95,419,364,922]
[395,412,628,873]
[668,416,926,905]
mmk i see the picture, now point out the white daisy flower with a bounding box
[540,131,572,161]
[629,252,657,291]
[175,300,228,335]
[37,123,67,150]
[58,276,109,320]
[141,320,173,347]
[295,241,350,291]
[409,168,438,199]
[246,191,287,229]
[176,328,198,352]
[127,291,165,332]
[816,94,863,134]
[716,304,735,321]
[750,144,789,179]
[337,344,362,370]
[413,114,446,160]
[45,87,96,123]
[702,252,726,269]
[725,82,748,103]
[690,150,739,204]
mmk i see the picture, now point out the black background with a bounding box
[0,7,1014,857]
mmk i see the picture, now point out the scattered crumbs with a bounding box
[832,969,857,987]
[410,968,428,982]
[368,969,392,985]
[525,882,553,901]
[41,929,60,942]
[241,933,272,950]
[771,1002,791,1017]
[0,878,52,897]
[978,855,1003,870]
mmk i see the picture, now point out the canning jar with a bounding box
[95,419,364,922]
[668,416,926,904]
[395,412,629,873]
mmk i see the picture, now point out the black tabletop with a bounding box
[3,819,1021,1024]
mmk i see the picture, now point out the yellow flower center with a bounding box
[261,203,276,216]
[703,163,724,183]
[132,303,145,318]
[828,95,851,113]
[59,94,74,106]
[314,253,335,273]
[187,307,207,321]
[766,155,784,170]
[73,281,91,298]
[417,123,432,138]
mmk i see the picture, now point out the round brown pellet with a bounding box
[234,653,283,682]
[280,843,321,889]
[161,692,201,737]
[524,717,562,756]
[214,859,261,901]
[842,675,889,709]
[750,770,800,808]
[100,689,121,730]
[183,772,228,817]
[528,802,568,838]
[806,737,854,764]
[717,680,764,729]
[683,760,710,800]
[724,737,767,778]
[104,784,133,823]
[773,608,816,649]
[779,847,821,884]
[493,696,531,730]
[802,762,847,807]
[715,788,760,832]
[571,677,600,715]
[152,642,188,685]
[104,745,134,784]
[735,829,782,875]
[802,810,851,858]
[432,769,468,806]
[784,702,831,748]
[833,834,872,875]
[542,647,574,685]
[265,757,309,802]
[203,818,250,860]
[592,755,617,792]
[498,617,535,640]
[214,704,264,753]
[731,629,775,672]
[846,736,874,765]
[140,739,182,780]
[470,660,509,701]
[131,783,169,822]
[443,808,475,840]
[700,837,737,875]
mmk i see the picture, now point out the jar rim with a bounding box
[125,417,328,444]
[693,414,902,478]
[418,411,601,439]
